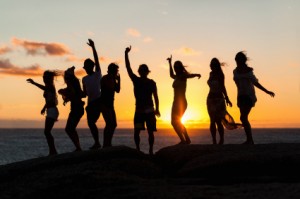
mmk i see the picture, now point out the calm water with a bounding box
[0,128,299,165]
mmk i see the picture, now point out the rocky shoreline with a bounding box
[0,144,300,198]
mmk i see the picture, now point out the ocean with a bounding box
[0,128,299,165]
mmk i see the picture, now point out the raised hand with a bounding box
[166,55,172,63]
[125,46,131,54]
[87,39,94,47]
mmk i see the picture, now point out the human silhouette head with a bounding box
[174,61,188,75]
[138,64,150,78]
[43,70,58,85]
[235,51,248,66]
[64,66,76,84]
[107,63,119,77]
[83,58,95,74]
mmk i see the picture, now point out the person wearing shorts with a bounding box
[125,46,160,155]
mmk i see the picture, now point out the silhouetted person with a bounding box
[58,66,85,152]
[234,51,275,144]
[27,71,59,156]
[100,63,120,148]
[207,58,241,145]
[125,46,160,155]
[82,39,102,150]
[167,55,201,144]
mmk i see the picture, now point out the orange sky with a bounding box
[0,1,299,128]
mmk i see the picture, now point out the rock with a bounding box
[0,144,300,199]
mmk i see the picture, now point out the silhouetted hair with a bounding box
[174,61,189,75]
[84,58,95,68]
[138,64,150,74]
[64,66,78,84]
[108,63,119,75]
[210,58,224,79]
[235,51,248,64]
[43,70,59,82]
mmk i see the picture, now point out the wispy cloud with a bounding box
[143,37,153,43]
[0,59,44,76]
[174,47,201,56]
[11,37,71,56]
[0,45,12,55]
[126,28,141,37]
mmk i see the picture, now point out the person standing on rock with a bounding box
[125,46,160,155]
[167,55,201,145]
[82,39,102,150]
[233,51,275,144]
[27,70,59,156]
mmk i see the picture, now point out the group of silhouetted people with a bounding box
[27,39,275,156]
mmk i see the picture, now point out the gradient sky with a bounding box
[0,0,299,128]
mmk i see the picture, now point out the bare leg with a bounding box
[182,126,191,144]
[240,106,254,144]
[134,129,141,151]
[171,119,186,143]
[148,130,154,155]
[44,117,57,155]
[216,120,224,145]
[210,121,217,145]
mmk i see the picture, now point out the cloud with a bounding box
[0,45,12,55]
[0,59,44,76]
[143,37,153,43]
[11,37,71,56]
[126,28,141,37]
[174,47,201,56]
[65,55,85,63]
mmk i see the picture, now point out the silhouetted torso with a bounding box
[131,74,156,112]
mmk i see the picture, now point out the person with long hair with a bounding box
[27,70,59,155]
[207,58,241,145]
[167,55,201,144]
[234,51,275,144]
[58,66,85,152]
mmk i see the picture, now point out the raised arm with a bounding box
[125,46,135,79]
[167,55,176,79]
[87,39,101,73]
[26,78,46,90]
[254,82,275,97]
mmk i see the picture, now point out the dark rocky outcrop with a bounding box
[1,144,300,199]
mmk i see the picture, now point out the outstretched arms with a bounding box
[167,55,176,79]
[87,39,101,73]
[26,78,46,90]
[125,46,135,79]
[254,82,275,97]
[186,73,201,79]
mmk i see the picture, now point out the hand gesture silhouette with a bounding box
[267,91,275,97]
[26,78,34,84]
[166,55,172,63]
[155,109,161,118]
[125,46,131,54]
[41,107,46,115]
[87,39,94,47]
[196,74,201,79]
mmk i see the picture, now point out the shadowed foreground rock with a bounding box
[0,144,300,199]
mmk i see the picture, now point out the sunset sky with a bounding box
[0,0,299,128]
